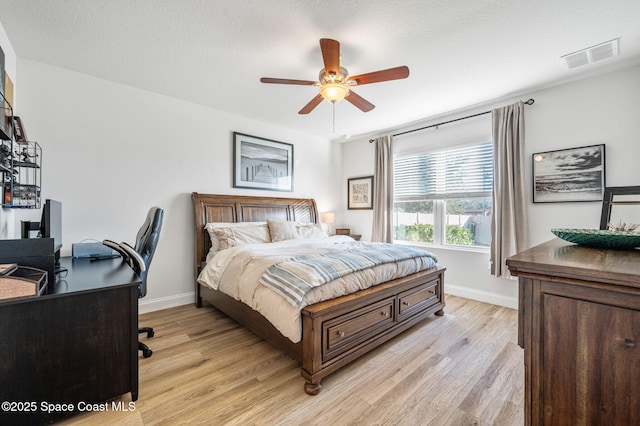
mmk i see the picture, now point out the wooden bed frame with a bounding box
[192,193,445,394]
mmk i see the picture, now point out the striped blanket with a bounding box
[259,244,437,307]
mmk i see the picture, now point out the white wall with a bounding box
[342,64,640,309]
[526,66,640,245]
[0,23,18,238]
[13,58,341,313]
[340,138,376,240]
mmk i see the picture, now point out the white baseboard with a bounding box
[139,292,195,314]
[445,284,518,310]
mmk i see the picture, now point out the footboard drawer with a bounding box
[301,266,446,395]
[323,297,395,361]
[398,278,440,321]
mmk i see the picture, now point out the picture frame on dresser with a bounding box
[232,132,293,192]
[599,185,640,230]
[532,144,605,203]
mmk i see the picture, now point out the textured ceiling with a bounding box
[1,0,639,141]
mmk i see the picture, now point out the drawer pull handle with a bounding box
[403,301,410,306]
[381,311,389,317]
[337,331,345,337]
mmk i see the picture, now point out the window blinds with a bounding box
[394,142,493,200]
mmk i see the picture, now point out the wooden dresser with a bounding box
[507,239,640,425]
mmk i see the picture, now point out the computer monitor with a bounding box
[40,199,62,271]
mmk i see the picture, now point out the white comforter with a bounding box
[197,236,437,343]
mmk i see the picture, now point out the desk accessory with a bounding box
[72,242,119,259]
[0,265,47,300]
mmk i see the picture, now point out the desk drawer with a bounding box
[323,297,395,361]
[398,279,440,321]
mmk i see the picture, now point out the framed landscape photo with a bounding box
[532,144,605,203]
[233,132,293,192]
[348,176,374,209]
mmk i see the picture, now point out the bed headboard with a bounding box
[191,193,319,274]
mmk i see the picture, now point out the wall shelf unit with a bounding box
[0,93,41,209]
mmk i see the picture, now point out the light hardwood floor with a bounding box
[59,295,524,425]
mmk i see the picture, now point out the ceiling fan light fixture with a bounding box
[319,82,349,102]
[260,38,408,114]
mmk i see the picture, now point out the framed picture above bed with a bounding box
[532,144,605,203]
[347,175,374,209]
[233,132,294,192]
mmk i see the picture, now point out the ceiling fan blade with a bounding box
[319,38,340,77]
[260,77,317,86]
[345,90,375,112]
[298,94,324,114]
[347,66,410,85]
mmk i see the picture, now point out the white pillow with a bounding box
[267,219,300,242]
[204,222,267,260]
[296,222,328,239]
[211,224,271,251]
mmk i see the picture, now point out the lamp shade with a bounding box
[319,83,349,102]
[321,212,336,224]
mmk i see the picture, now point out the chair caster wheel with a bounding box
[143,348,153,358]
[147,330,154,338]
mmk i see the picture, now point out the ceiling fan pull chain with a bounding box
[332,101,336,133]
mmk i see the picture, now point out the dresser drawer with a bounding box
[323,297,395,361]
[398,279,440,321]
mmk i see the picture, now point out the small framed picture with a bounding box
[532,144,605,203]
[348,176,374,210]
[12,116,27,142]
[233,132,293,192]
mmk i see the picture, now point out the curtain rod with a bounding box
[369,98,535,142]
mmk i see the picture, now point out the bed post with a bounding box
[192,192,204,308]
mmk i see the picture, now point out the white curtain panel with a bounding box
[372,135,394,243]
[491,101,529,276]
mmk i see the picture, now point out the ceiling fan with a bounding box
[260,38,409,114]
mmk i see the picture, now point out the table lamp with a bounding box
[321,212,336,235]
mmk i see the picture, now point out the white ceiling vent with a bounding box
[561,38,619,69]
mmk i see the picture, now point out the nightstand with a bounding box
[349,234,361,241]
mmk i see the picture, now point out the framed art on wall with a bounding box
[233,132,293,192]
[532,144,605,203]
[347,176,374,209]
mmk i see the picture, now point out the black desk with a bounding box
[0,257,140,425]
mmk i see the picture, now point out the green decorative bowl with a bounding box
[551,228,640,249]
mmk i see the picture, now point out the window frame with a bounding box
[393,140,493,251]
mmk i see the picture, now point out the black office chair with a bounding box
[104,206,163,358]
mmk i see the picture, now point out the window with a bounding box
[393,142,493,248]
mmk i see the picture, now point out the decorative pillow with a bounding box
[204,222,268,260]
[267,219,300,242]
[211,224,271,251]
[296,222,328,239]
